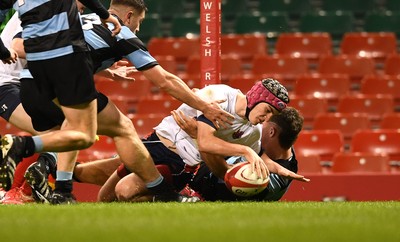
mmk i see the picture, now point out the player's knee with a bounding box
[114,182,132,201]
[70,132,96,149]
[82,134,97,148]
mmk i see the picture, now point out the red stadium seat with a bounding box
[380,113,400,129]
[313,112,371,149]
[294,73,351,110]
[179,73,203,89]
[336,94,395,127]
[128,113,165,138]
[147,37,200,64]
[340,32,397,64]
[294,130,344,162]
[289,95,329,129]
[185,55,243,83]
[252,55,309,90]
[96,79,151,103]
[221,34,268,63]
[153,55,178,74]
[296,154,324,174]
[0,119,25,135]
[331,152,390,173]
[351,129,400,161]
[108,99,131,115]
[275,32,332,66]
[227,74,257,93]
[360,75,400,109]
[318,55,376,89]
[384,54,400,75]
[135,97,182,115]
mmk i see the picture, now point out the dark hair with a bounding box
[268,107,303,150]
[111,0,147,12]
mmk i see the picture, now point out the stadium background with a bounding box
[1,0,399,201]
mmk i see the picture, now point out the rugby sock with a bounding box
[22,136,36,157]
[32,136,44,153]
[54,180,73,194]
[146,175,176,195]
[55,171,73,193]
[56,171,73,181]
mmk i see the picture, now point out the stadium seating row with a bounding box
[295,128,400,161]
[94,73,400,119]
[290,95,397,130]
[146,33,400,91]
[298,151,400,174]
[147,32,399,64]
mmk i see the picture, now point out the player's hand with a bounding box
[171,110,197,138]
[278,169,310,183]
[203,99,234,129]
[108,65,137,82]
[244,148,269,180]
[101,15,121,36]
[289,173,311,182]
[1,48,18,64]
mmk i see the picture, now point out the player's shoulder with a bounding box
[196,84,235,100]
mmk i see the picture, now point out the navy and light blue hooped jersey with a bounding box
[81,13,158,73]
[13,0,88,61]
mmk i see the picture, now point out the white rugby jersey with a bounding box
[0,13,25,87]
[155,84,262,166]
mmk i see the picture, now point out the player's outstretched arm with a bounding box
[261,153,310,182]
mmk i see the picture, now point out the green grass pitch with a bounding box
[0,201,399,242]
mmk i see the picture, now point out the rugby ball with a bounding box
[224,161,270,197]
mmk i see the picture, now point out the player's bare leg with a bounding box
[73,156,121,186]
[8,104,38,135]
[96,101,197,202]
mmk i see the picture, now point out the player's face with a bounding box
[126,9,145,34]
[248,103,277,125]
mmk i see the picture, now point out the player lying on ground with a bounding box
[188,107,306,201]
[96,79,310,202]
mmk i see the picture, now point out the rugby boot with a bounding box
[49,191,77,205]
[0,135,28,190]
[0,187,35,205]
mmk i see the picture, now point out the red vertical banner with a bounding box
[200,0,221,86]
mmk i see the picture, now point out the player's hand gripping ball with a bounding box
[224,161,270,197]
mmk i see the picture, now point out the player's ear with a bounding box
[270,126,277,137]
[126,10,134,24]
